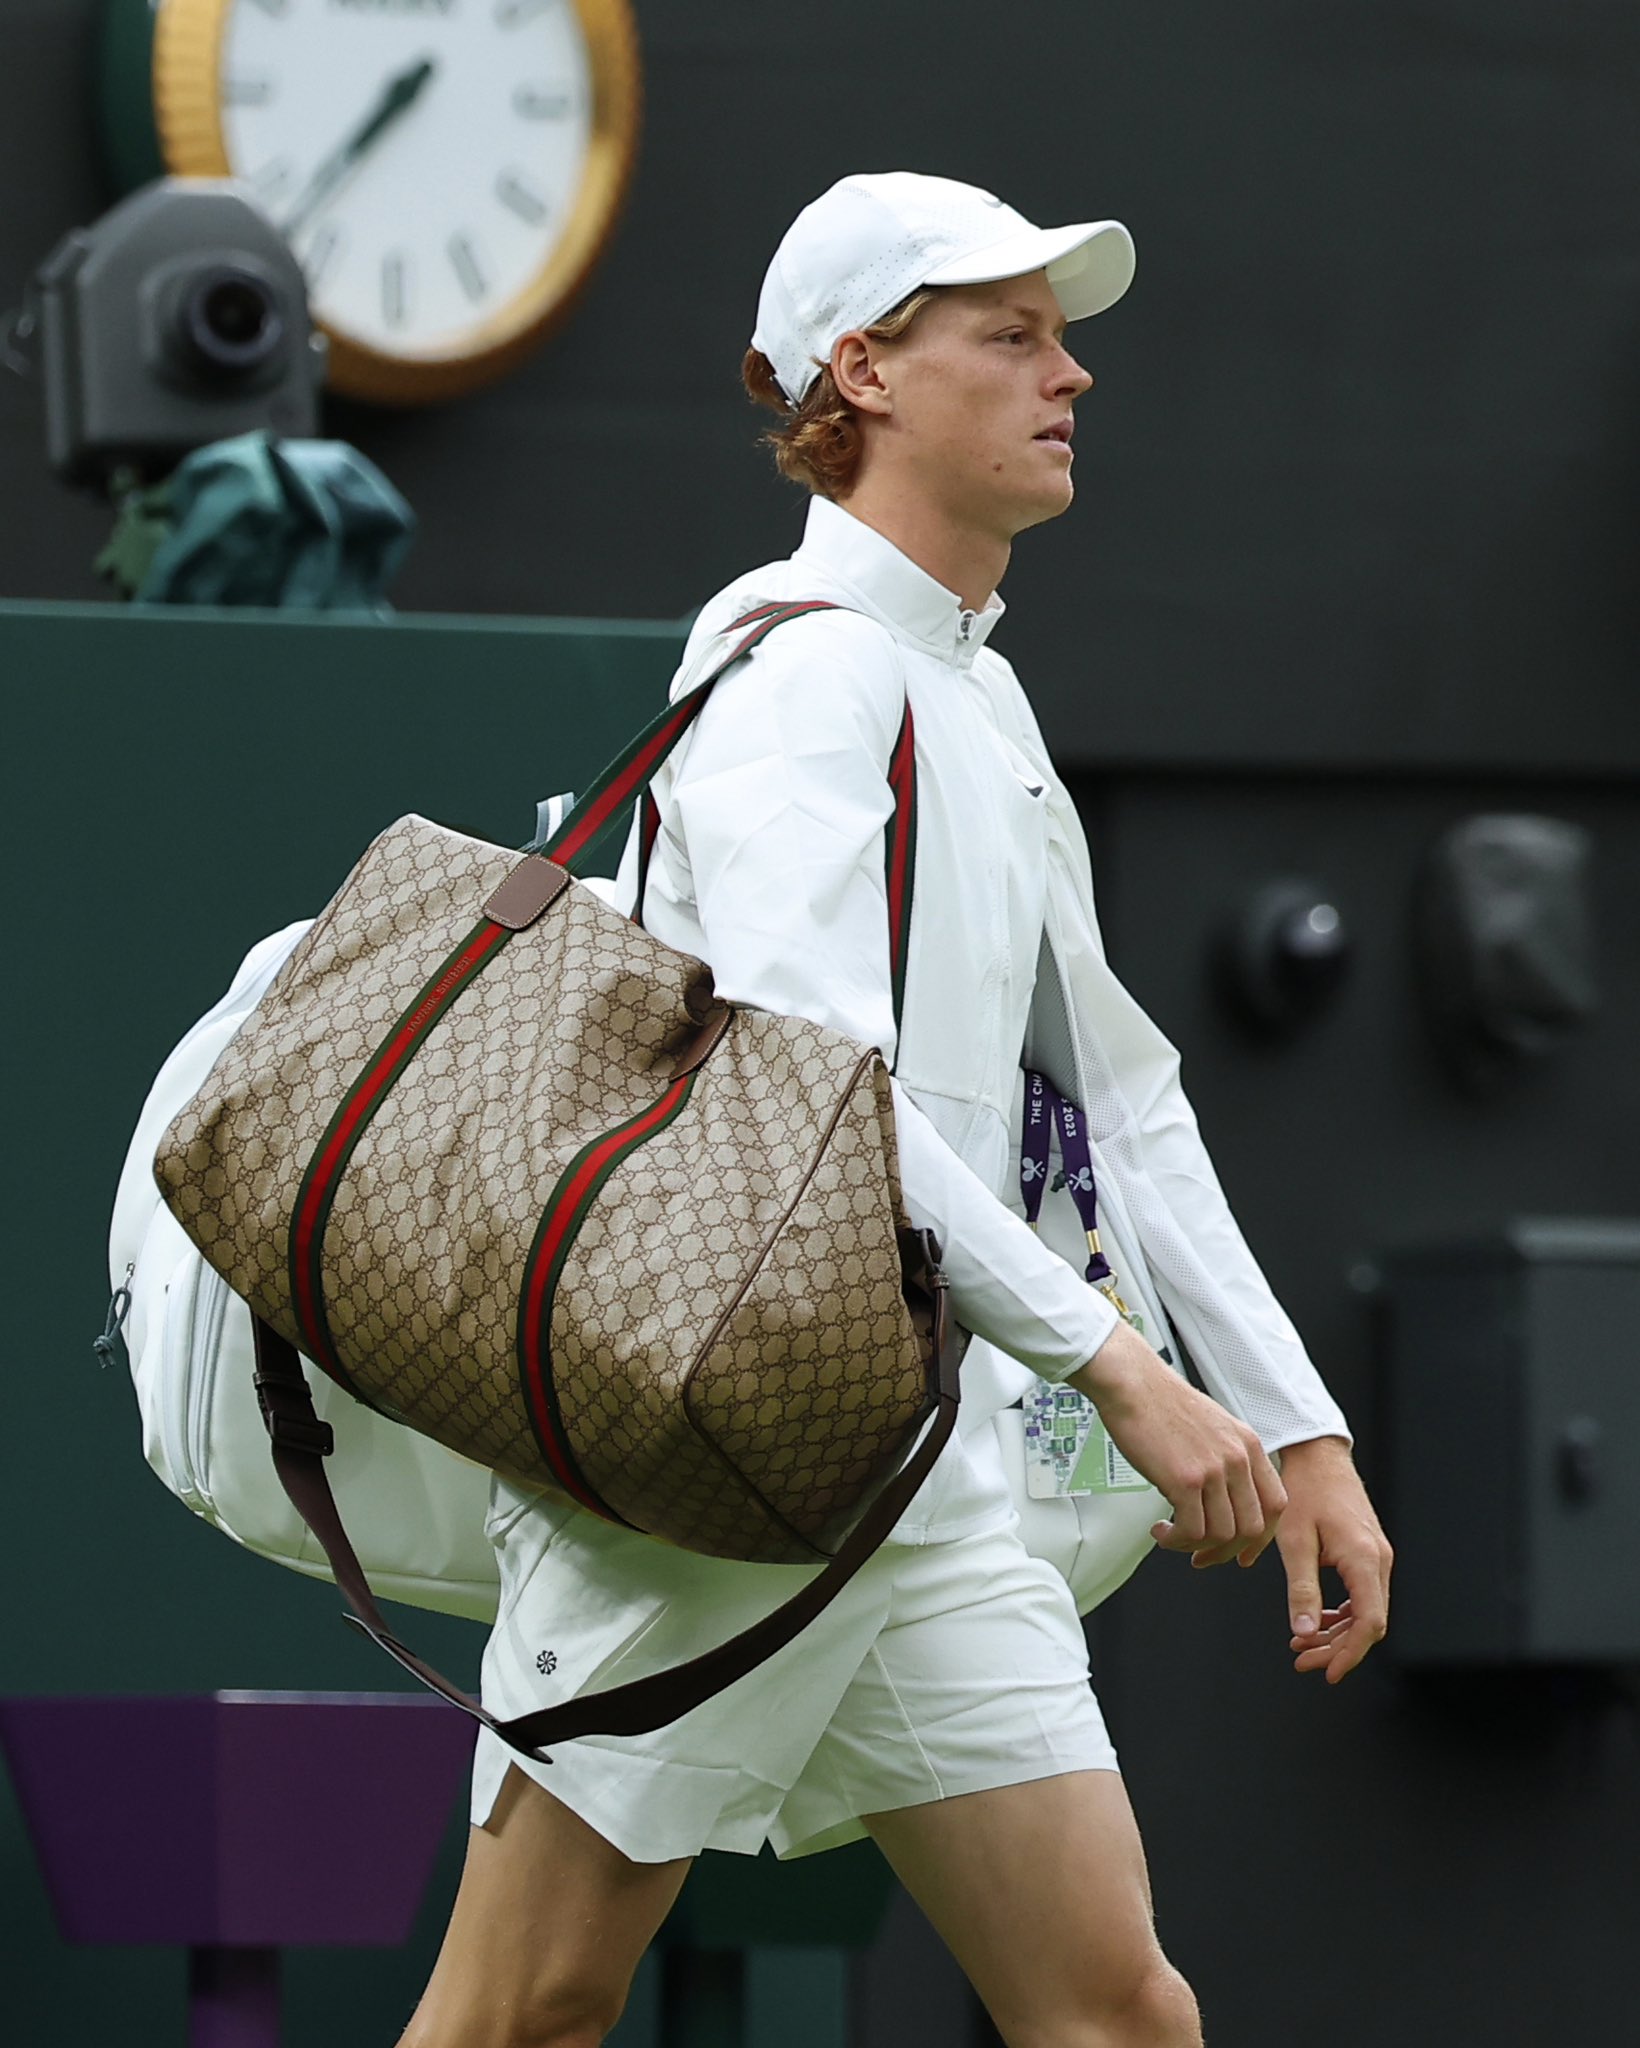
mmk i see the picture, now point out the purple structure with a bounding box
[0,1692,477,2047]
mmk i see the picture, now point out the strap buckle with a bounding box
[254,1373,335,1457]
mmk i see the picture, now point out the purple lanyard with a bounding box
[1020,1068,1133,1321]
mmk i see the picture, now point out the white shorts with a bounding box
[469,1479,1121,1864]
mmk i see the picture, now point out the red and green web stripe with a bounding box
[883,700,917,1041]
[550,601,840,882]
[625,601,837,920]
[287,918,518,1403]
[513,1074,699,1521]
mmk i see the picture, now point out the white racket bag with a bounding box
[106,915,501,1622]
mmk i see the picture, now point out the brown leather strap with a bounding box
[250,1231,962,1763]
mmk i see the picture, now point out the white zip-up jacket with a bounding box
[603,493,1351,1541]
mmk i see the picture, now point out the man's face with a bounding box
[842,270,1095,535]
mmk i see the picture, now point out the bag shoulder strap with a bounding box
[639,601,918,1066]
[534,598,917,1067]
[251,1225,960,1762]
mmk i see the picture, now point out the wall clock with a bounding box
[97,0,642,406]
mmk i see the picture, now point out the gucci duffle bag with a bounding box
[152,599,967,1762]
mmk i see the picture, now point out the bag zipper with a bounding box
[189,1262,230,1508]
[160,1251,226,1517]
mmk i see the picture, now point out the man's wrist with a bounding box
[1274,1433,1354,1462]
[1065,1317,1153,1411]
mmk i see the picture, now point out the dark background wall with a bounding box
[2,3,1638,2045]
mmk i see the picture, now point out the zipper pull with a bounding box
[957,608,976,643]
[94,1263,135,1373]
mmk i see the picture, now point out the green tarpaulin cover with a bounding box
[96,429,414,610]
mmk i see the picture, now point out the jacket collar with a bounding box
[791,495,1007,670]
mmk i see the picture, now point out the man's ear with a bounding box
[832,331,893,419]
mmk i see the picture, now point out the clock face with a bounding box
[215,0,596,362]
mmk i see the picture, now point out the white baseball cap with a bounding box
[751,170,1136,410]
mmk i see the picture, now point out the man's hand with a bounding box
[1267,1434,1393,1684]
[1067,1320,1287,1568]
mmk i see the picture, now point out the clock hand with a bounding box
[279,55,439,244]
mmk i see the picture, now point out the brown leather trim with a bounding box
[481,857,574,931]
[664,1003,732,1082]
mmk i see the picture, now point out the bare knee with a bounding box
[401,1965,629,2048]
[1000,1953,1202,2048]
[1105,1956,1203,2048]
[513,1979,627,2048]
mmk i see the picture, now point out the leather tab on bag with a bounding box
[252,1315,396,1651]
[255,1384,336,1458]
[482,855,574,931]
[666,1003,732,1082]
[253,1354,336,1458]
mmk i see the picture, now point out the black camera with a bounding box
[30,177,328,490]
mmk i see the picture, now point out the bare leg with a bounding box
[863,1769,1202,2048]
[400,1764,692,2048]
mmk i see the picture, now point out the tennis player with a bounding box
[401,171,1393,2048]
